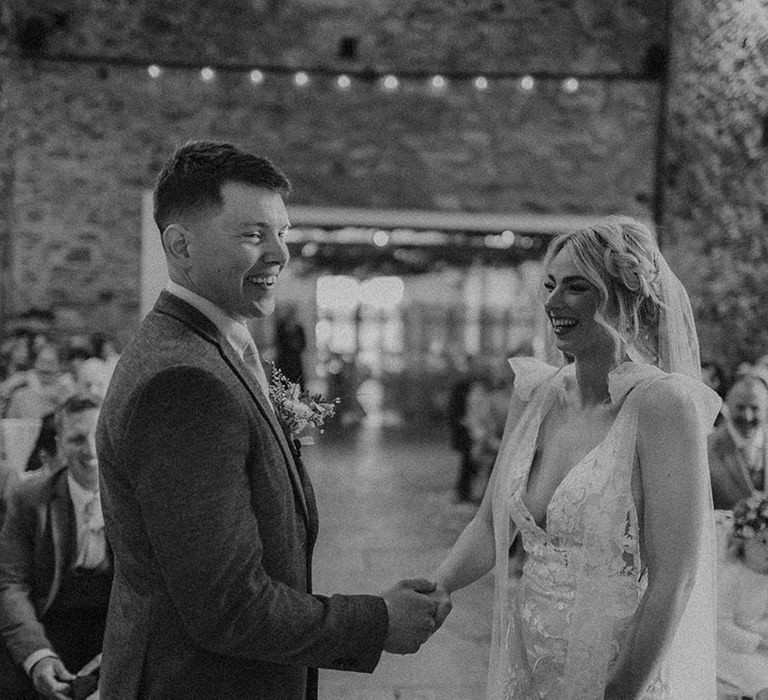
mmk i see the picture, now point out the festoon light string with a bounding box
[4,50,659,96]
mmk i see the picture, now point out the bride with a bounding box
[434,217,721,699]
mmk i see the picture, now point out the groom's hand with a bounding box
[381,578,438,654]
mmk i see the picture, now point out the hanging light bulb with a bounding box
[372,230,390,247]
[473,76,488,91]
[520,75,535,91]
[200,67,215,82]
[293,71,310,87]
[249,69,264,85]
[562,77,579,93]
[430,74,447,91]
[336,74,352,90]
[147,64,161,78]
[381,74,399,91]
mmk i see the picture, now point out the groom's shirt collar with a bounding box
[165,280,253,357]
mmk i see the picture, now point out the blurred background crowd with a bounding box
[4,314,768,509]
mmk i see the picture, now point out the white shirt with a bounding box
[166,280,257,367]
[67,473,106,569]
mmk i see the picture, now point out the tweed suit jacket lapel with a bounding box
[722,429,759,492]
[42,470,72,615]
[154,291,311,524]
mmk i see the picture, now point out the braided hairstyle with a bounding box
[542,216,663,364]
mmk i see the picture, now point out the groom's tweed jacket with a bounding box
[96,291,388,699]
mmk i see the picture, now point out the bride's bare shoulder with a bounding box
[636,376,699,444]
[640,374,696,417]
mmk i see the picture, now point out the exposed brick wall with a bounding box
[2,0,664,344]
[665,0,768,371]
[8,0,666,71]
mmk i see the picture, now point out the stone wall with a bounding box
[2,0,664,344]
[665,0,768,371]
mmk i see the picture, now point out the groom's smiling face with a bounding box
[183,182,291,321]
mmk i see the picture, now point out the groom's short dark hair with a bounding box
[153,140,291,234]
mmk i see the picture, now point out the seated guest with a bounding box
[3,345,74,420]
[73,358,110,398]
[702,358,728,392]
[717,495,768,699]
[88,333,120,385]
[701,358,729,428]
[0,393,110,699]
[63,346,92,386]
[24,412,57,474]
[0,335,32,378]
[710,371,768,509]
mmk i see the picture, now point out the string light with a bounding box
[372,230,390,247]
[381,74,399,91]
[10,51,656,95]
[430,74,447,91]
[293,71,310,87]
[562,77,579,93]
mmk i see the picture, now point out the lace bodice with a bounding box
[510,443,641,585]
[486,358,720,700]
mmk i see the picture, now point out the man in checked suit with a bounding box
[96,140,449,699]
[0,392,108,699]
[710,371,768,509]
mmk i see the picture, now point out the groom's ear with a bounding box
[162,224,192,264]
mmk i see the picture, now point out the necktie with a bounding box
[242,341,271,400]
[78,493,106,569]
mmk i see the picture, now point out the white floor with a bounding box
[307,424,493,699]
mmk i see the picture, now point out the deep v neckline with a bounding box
[510,360,657,535]
[519,392,625,533]
[519,440,603,533]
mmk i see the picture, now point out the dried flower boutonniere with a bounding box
[268,363,339,447]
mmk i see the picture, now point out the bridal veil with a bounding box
[486,219,719,699]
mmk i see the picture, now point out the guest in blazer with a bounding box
[0,392,109,699]
[96,141,449,700]
[710,372,768,509]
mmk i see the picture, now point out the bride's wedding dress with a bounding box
[487,358,720,700]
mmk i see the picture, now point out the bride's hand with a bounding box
[427,586,452,630]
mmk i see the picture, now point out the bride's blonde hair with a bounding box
[542,216,663,365]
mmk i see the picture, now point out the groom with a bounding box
[96,140,449,699]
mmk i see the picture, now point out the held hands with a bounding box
[381,578,452,654]
[428,586,453,630]
[31,656,75,700]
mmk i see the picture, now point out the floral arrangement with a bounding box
[268,363,339,445]
[732,493,768,540]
